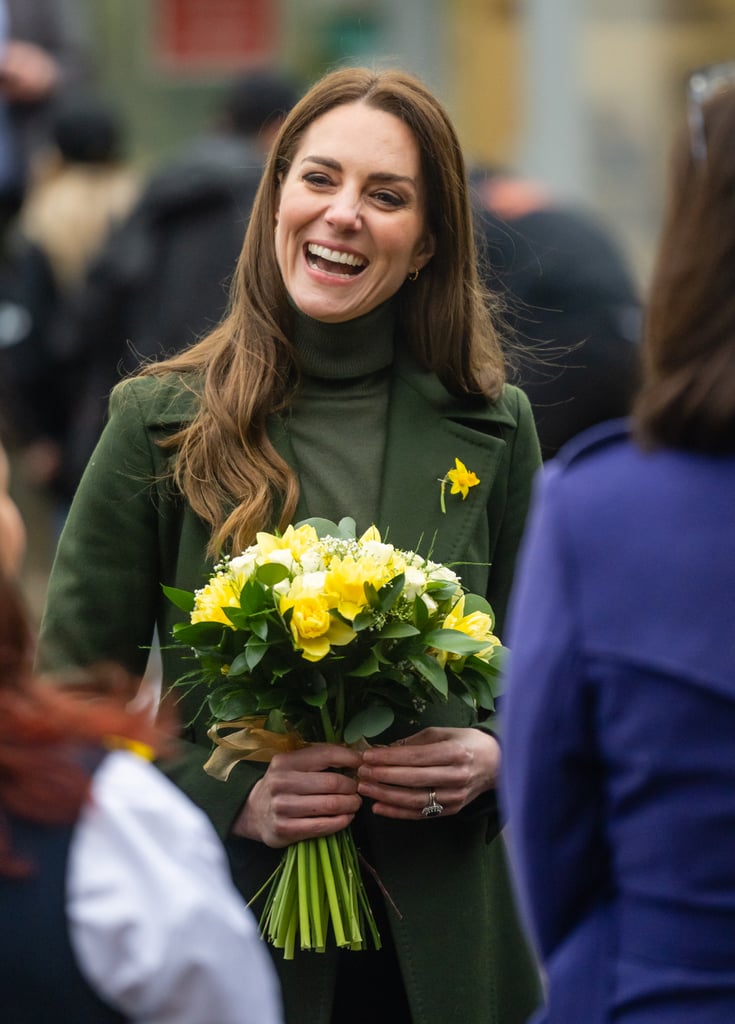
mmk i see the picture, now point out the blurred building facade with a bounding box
[79,0,735,288]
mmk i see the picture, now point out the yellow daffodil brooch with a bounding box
[439,457,480,513]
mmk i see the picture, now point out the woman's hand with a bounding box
[232,743,363,848]
[356,726,500,820]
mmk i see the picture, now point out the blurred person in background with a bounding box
[0,436,285,1023]
[0,0,93,218]
[55,67,300,501]
[501,64,735,1024]
[12,93,139,511]
[472,166,642,459]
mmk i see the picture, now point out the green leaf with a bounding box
[378,621,420,639]
[296,516,356,540]
[412,595,430,630]
[239,580,269,615]
[423,628,491,656]
[208,689,258,720]
[227,651,251,676]
[245,638,269,671]
[303,690,328,709]
[352,608,378,631]
[224,608,253,630]
[161,584,195,613]
[347,650,381,677]
[171,620,226,646]
[264,708,290,734]
[407,653,448,696]
[425,580,461,603]
[344,706,395,743]
[374,573,404,613]
[462,592,495,624]
[255,562,290,587]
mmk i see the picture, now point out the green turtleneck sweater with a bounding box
[286,300,396,533]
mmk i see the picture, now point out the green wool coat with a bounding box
[39,355,543,1024]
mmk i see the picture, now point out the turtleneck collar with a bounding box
[290,297,396,380]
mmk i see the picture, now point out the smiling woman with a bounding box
[39,67,542,1024]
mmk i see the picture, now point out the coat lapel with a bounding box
[378,356,517,566]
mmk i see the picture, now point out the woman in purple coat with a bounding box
[501,65,735,1023]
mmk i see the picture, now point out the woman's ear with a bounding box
[414,232,436,271]
[274,174,283,226]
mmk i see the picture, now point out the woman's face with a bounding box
[275,101,435,323]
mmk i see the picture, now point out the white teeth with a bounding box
[307,243,366,268]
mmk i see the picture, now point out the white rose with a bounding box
[403,566,427,600]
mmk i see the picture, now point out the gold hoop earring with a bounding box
[408,268,419,282]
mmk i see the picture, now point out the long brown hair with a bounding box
[132,67,505,556]
[0,572,165,877]
[635,85,735,452]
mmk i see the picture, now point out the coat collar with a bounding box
[375,352,516,565]
[139,361,517,566]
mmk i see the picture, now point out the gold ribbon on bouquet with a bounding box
[204,716,308,781]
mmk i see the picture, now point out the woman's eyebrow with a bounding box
[299,155,417,187]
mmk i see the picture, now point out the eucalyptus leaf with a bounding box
[303,690,328,708]
[344,706,395,743]
[296,516,356,540]
[256,562,290,587]
[461,592,495,621]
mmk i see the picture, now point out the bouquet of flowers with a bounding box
[164,517,505,959]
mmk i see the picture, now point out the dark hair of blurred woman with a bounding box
[635,84,735,452]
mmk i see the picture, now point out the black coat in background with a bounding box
[472,169,642,459]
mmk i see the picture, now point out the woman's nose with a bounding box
[325,191,362,230]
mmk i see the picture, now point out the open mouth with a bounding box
[305,243,367,277]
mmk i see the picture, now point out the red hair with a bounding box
[0,572,173,876]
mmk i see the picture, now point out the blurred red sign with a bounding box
[155,0,276,71]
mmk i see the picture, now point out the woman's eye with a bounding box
[303,172,333,187]
[373,190,404,208]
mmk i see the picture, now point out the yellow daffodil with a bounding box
[191,571,243,626]
[439,458,480,512]
[326,555,398,620]
[256,523,319,564]
[448,458,480,499]
[436,594,500,666]
[280,578,356,661]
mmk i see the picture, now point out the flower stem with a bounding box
[297,840,311,949]
[328,832,362,948]
[308,839,325,951]
[318,835,346,946]
[319,703,336,744]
